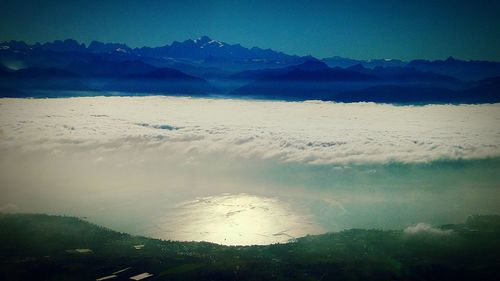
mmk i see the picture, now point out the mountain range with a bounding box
[1,37,500,103]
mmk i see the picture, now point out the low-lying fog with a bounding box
[1,96,499,245]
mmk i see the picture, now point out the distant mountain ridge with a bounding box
[0,37,305,64]
[1,37,500,103]
[407,57,500,81]
[2,37,500,80]
[135,35,301,62]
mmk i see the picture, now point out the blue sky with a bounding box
[0,0,499,60]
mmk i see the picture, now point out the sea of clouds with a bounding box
[1,96,499,164]
[1,96,499,242]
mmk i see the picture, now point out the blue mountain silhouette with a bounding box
[1,37,500,103]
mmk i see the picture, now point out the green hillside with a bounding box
[0,213,499,280]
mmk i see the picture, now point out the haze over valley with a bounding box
[1,97,499,245]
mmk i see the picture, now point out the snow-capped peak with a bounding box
[192,36,224,48]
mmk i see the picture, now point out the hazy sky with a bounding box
[0,0,499,60]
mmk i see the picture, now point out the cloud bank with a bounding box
[1,97,499,243]
[0,96,499,165]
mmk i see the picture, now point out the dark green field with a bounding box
[0,213,499,281]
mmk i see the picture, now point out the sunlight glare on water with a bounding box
[152,193,324,245]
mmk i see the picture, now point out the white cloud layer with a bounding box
[1,97,499,164]
[404,223,453,235]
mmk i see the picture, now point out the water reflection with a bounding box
[152,193,325,245]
